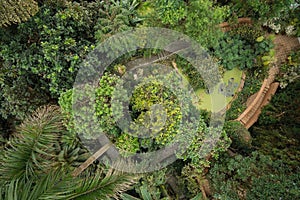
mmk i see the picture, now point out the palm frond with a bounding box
[68,168,138,200]
[0,169,74,200]
[0,105,138,199]
[0,167,137,200]
[120,193,141,200]
[30,169,75,200]
[0,105,65,182]
[0,178,19,200]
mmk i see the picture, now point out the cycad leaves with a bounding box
[0,105,63,182]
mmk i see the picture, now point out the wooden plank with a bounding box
[237,79,268,121]
[244,82,279,129]
[72,143,112,177]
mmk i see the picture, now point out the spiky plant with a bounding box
[0,167,138,200]
[0,105,64,182]
[0,105,137,199]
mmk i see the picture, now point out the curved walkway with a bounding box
[236,67,279,129]
[236,35,300,129]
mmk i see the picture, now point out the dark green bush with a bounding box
[209,151,300,200]
[247,172,300,200]
[0,1,99,122]
[224,121,252,151]
[212,33,274,70]
[213,35,255,70]
[228,0,295,21]
[141,0,229,49]
[251,79,300,167]
[0,0,142,126]
[228,24,264,44]
[0,2,100,96]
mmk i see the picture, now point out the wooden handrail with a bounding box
[218,18,252,30]
[237,79,268,121]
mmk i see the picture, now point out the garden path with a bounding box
[237,35,300,129]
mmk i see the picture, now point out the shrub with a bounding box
[213,34,255,70]
[212,33,274,70]
[94,0,142,43]
[0,1,101,123]
[209,151,300,200]
[0,0,142,126]
[0,0,39,27]
[247,172,300,200]
[141,0,229,49]
[228,24,264,44]
[224,121,252,151]
[278,50,300,89]
[228,0,296,21]
[252,78,300,167]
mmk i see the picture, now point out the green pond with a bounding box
[195,68,243,112]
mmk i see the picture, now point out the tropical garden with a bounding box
[0,0,299,199]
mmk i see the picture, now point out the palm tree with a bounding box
[0,105,137,199]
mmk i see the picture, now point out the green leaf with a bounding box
[262,56,271,61]
[140,185,152,200]
[263,61,270,66]
[256,36,265,42]
[190,193,203,200]
[121,193,141,200]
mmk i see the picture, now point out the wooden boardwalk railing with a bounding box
[236,34,300,129]
[236,74,279,129]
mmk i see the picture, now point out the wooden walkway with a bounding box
[236,35,300,129]
[236,67,279,129]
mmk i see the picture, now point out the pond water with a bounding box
[195,68,243,112]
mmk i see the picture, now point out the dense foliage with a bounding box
[140,0,229,49]
[209,151,300,199]
[0,0,142,127]
[252,78,300,167]
[0,0,39,27]
[0,0,299,199]
[227,0,300,36]
[213,26,275,70]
